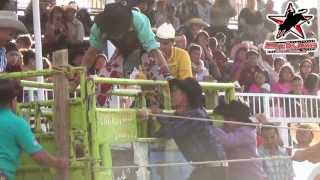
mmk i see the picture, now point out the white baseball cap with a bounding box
[156,23,175,39]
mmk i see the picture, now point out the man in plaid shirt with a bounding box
[259,125,295,180]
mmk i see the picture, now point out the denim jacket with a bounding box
[155,107,226,163]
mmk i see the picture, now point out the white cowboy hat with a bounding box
[0,11,27,33]
[156,23,175,39]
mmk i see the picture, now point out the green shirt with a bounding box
[90,10,160,52]
[0,108,43,180]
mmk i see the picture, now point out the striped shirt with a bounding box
[0,48,7,72]
[258,146,295,180]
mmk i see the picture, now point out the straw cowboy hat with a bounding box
[185,17,209,27]
[0,11,27,33]
[290,123,320,147]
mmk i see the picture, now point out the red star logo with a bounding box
[267,2,313,39]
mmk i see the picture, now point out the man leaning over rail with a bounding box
[0,79,67,180]
[138,78,227,180]
[80,0,171,79]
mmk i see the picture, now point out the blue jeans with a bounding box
[149,146,193,180]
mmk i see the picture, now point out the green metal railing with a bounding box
[0,68,236,180]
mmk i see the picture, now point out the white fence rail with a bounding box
[237,93,320,123]
[23,87,320,124]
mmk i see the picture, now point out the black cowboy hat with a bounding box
[214,100,252,123]
[94,1,132,40]
[168,78,204,109]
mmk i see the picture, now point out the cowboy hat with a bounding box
[290,123,320,147]
[230,41,253,61]
[0,11,27,33]
[94,2,132,39]
[64,3,78,11]
[156,23,175,39]
[247,46,260,56]
[185,17,209,27]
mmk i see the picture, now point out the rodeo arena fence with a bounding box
[4,0,320,180]
[6,66,320,180]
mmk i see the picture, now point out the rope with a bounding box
[151,113,320,132]
[52,65,76,78]
[99,156,291,170]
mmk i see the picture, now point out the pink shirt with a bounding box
[271,82,291,94]
[248,84,263,93]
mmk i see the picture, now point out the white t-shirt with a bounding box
[293,149,319,180]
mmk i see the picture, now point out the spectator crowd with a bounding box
[0,0,318,102]
[1,0,320,179]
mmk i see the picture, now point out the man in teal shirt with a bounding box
[0,80,66,180]
[80,0,172,78]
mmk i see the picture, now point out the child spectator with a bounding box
[271,64,295,94]
[5,42,23,72]
[188,44,210,81]
[138,78,227,180]
[290,76,304,95]
[258,125,295,180]
[304,73,319,95]
[248,69,270,93]
[298,59,313,81]
[214,100,267,180]
[89,54,108,75]
[20,49,36,72]
[16,34,32,50]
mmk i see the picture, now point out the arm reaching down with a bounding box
[214,127,256,148]
[31,151,67,169]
